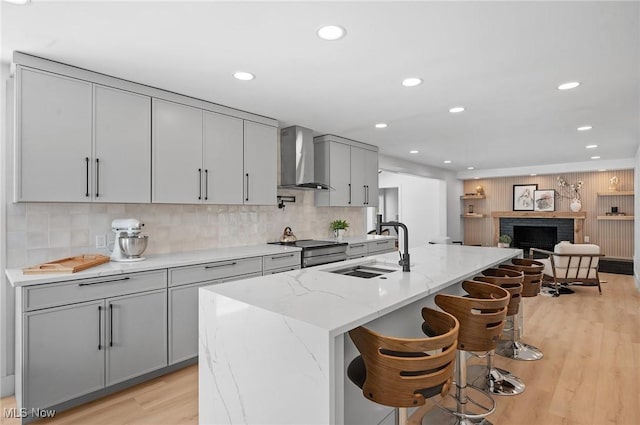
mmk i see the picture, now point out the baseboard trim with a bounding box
[1,374,15,398]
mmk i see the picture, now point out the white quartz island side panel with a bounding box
[198,245,521,425]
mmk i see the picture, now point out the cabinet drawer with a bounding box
[262,252,300,272]
[263,265,301,275]
[346,243,367,258]
[24,270,167,312]
[367,239,396,254]
[169,257,262,287]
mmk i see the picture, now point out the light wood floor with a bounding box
[1,273,639,425]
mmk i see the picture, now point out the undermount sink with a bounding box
[329,264,397,279]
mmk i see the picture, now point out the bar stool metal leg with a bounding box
[496,313,543,361]
[469,349,525,396]
[453,350,495,425]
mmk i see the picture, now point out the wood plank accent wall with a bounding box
[462,169,634,259]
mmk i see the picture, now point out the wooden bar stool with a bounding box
[347,308,459,425]
[471,268,525,396]
[497,259,544,361]
[434,281,510,425]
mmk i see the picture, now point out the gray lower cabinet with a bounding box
[24,300,105,410]
[168,257,264,364]
[105,290,167,386]
[17,270,168,416]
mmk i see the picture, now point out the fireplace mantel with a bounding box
[491,211,586,244]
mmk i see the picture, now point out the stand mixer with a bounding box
[111,218,148,262]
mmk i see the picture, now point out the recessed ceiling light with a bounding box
[409,150,419,154]
[375,123,388,129]
[586,144,598,149]
[530,174,537,176]
[449,107,465,113]
[599,169,607,172]
[233,71,255,81]
[591,156,601,160]
[467,166,474,170]
[557,81,581,90]
[4,0,30,4]
[443,160,452,164]
[577,126,593,131]
[402,78,423,87]
[316,25,346,41]
[474,177,480,180]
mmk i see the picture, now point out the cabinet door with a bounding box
[203,111,244,204]
[168,280,214,364]
[365,149,379,207]
[243,121,277,205]
[94,86,151,203]
[330,142,352,206]
[152,99,203,203]
[17,67,93,202]
[24,300,105,410]
[106,290,167,386]
[350,147,367,206]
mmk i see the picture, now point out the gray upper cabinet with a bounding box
[152,99,203,204]
[24,300,105,410]
[16,67,93,202]
[364,148,379,207]
[350,147,367,206]
[315,140,351,206]
[105,290,167,386]
[314,136,379,207]
[153,101,277,205]
[16,67,151,203]
[243,121,277,205]
[203,111,244,204]
[94,85,151,203]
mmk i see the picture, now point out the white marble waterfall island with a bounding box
[199,245,521,425]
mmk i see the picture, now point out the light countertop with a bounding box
[6,244,302,287]
[200,244,522,337]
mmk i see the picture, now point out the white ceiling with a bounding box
[2,1,639,176]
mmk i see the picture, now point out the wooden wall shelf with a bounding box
[460,194,486,200]
[597,191,634,196]
[461,214,485,218]
[597,215,634,221]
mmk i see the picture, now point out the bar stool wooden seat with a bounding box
[434,281,510,425]
[497,259,544,361]
[347,308,459,425]
[471,268,525,396]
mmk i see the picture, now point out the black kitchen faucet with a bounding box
[375,214,410,272]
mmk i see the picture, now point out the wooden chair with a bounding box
[347,308,459,425]
[531,243,604,295]
[496,259,545,361]
[471,268,525,396]
[434,281,510,423]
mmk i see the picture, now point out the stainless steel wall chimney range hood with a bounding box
[279,126,332,190]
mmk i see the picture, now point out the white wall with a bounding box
[378,154,462,241]
[378,171,447,247]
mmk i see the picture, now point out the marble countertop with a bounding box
[6,244,302,287]
[201,244,522,337]
[324,234,397,244]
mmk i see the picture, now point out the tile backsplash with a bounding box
[5,190,365,269]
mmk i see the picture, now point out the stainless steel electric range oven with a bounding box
[269,240,347,268]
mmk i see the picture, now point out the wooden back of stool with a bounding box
[348,308,459,408]
[474,268,523,316]
[500,259,544,297]
[434,280,510,352]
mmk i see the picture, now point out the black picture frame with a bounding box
[513,184,537,211]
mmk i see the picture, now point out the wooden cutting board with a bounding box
[23,254,110,274]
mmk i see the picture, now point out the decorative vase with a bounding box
[570,198,582,212]
[498,242,510,248]
[334,229,345,241]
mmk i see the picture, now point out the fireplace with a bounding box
[513,225,557,257]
